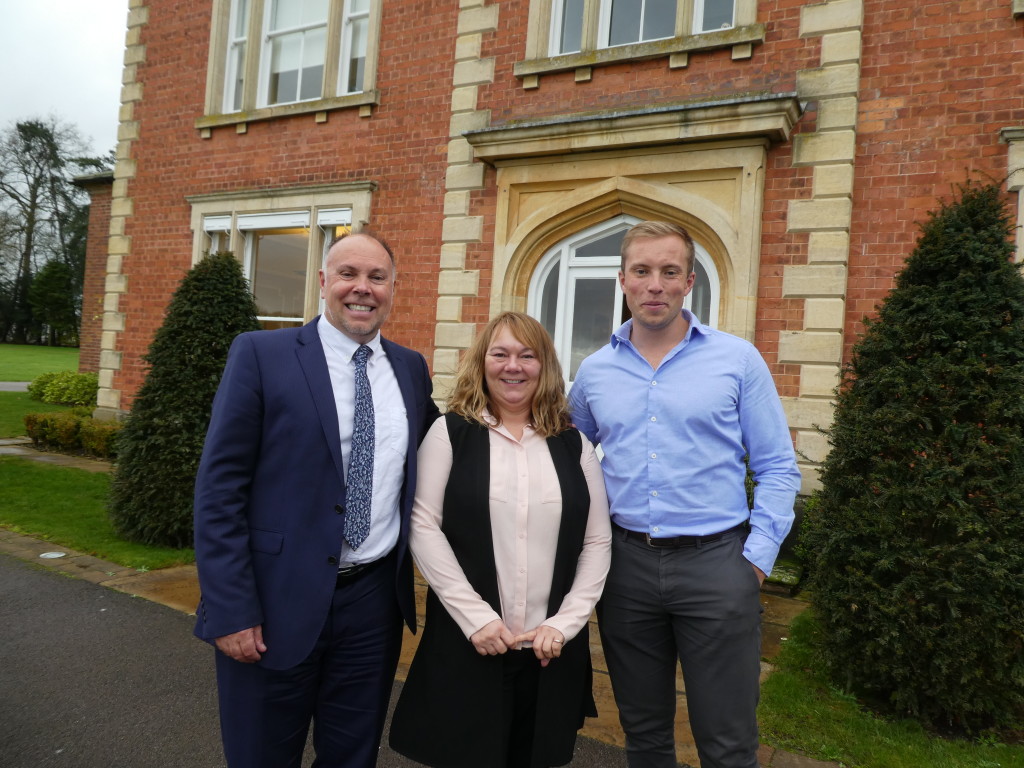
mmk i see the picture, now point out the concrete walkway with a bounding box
[0,443,838,768]
[0,381,30,391]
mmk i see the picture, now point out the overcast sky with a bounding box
[0,0,127,156]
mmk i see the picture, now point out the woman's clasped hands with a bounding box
[470,619,565,667]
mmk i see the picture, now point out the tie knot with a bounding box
[353,345,371,367]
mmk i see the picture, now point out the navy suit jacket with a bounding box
[193,318,439,670]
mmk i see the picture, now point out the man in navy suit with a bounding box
[194,231,439,768]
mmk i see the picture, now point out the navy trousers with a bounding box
[597,526,762,768]
[214,558,403,768]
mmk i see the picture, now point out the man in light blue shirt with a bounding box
[569,221,801,768]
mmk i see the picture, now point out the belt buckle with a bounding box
[645,532,663,547]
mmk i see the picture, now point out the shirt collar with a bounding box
[610,308,708,349]
[317,314,383,361]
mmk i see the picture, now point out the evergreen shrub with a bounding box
[109,252,260,547]
[41,370,98,406]
[801,182,1024,734]
[26,372,59,401]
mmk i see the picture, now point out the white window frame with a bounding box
[547,0,741,57]
[204,0,383,127]
[257,0,330,108]
[193,189,367,326]
[527,216,720,387]
[693,0,735,34]
[339,0,370,96]
[596,0,677,51]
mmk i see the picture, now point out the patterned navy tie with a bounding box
[345,344,374,549]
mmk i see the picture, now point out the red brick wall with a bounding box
[113,0,457,407]
[467,0,819,397]
[77,177,112,374]
[103,0,1024,406]
[847,1,1024,361]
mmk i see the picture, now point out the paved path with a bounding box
[0,444,836,768]
[0,549,631,768]
[0,381,30,391]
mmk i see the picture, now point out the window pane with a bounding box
[642,0,675,40]
[233,0,249,36]
[300,27,326,99]
[570,278,617,379]
[346,17,367,93]
[608,0,642,46]
[271,0,328,30]
[350,0,370,15]
[251,231,308,319]
[700,0,734,31]
[689,259,711,325]
[539,265,560,340]
[558,0,585,54]
[575,228,626,258]
[269,33,301,103]
[228,42,246,111]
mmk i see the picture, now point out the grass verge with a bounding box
[0,391,74,438]
[0,456,193,570]
[759,608,1022,768]
[0,343,79,381]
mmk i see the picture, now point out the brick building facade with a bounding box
[80,0,1024,491]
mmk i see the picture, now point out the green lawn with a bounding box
[0,456,193,570]
[0,343,79,381]
[759,609,1023,768]
[0,391,74,438]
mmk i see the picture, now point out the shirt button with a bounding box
[651,380,657,386]
[650,416,657,422]
[651,453,657,459]
[653,526,660,533]
[652,490,659,497]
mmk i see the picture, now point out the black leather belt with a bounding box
[336,553,390,588]
[614,521,747,548]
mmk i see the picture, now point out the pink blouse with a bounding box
[409,413,612,645]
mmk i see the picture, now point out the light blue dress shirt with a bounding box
[568,310,802,576]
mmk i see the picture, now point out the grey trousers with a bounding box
[597,526,762,768]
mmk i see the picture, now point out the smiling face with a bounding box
[619,234,695,336]
[483,324,542,421]
[319,234,395,344]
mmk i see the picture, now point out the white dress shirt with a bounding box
[318,316,409,565]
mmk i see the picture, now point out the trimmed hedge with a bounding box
[800,182,1024,734]
[109,252,261,547]
[24,411,121,459]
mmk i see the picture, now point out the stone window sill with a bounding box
[195,91,379,136]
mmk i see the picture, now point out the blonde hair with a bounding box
[447,312,571,437]
[621,220,695,275]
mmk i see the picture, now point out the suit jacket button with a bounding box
[335,504,344,514]
[327,556,338,565]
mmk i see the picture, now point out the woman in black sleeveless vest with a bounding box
[389,312,611,768]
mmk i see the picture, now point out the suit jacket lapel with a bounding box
[296,319,345,484]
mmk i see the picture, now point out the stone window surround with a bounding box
[186,181,376,322]
[516,0,761,85]
[1002,127,1024,263]
[196,0,384,135]
[464,93,801,344]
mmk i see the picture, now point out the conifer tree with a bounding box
[802,182,1024,733]
[109,253,260,547]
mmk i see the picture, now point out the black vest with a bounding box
[390,413,597,768]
